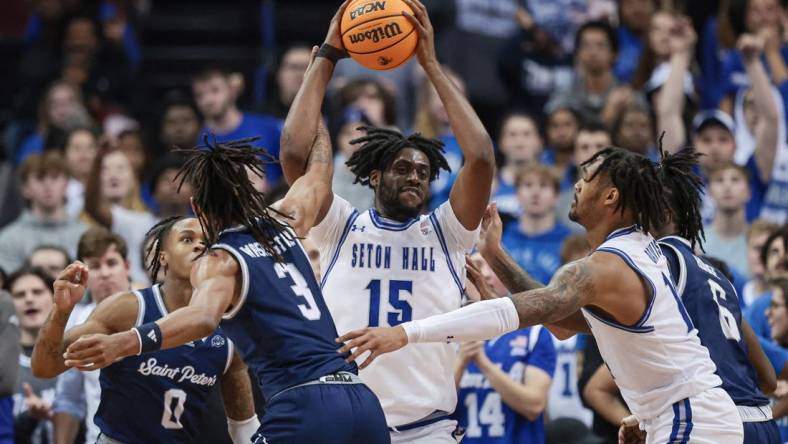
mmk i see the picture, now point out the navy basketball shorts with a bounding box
[253,382,390,444]
[742,420,781,444]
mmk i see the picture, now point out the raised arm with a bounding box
[221,351,259,444]
[403,0,494,229]
[656,16,695,153]
[273,120,334,237]
[62,251,237,370]
[739,33,780,181]
[279,0,349,184]
[32,262,134,378]
[477,204,589,337]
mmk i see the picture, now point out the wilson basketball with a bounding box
[340,0,418,70]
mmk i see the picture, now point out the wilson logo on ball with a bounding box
[350,1,387,20]
[348,22,404,44]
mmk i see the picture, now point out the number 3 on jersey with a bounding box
[367,279,413,327]
[274,262,321,321]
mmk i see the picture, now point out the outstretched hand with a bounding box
[477,203,503,257]
[402,0,438,68]
[336,326,409,369]
[53,261,89,313]
[465,255,498,301]
[64,333,131,371]
[325,0,352,49]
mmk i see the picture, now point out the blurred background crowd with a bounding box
[1,0,788,443]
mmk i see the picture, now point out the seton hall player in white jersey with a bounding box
[279,0,494,441]
[340,147,745,443]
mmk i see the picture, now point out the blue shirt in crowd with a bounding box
[202,112,283,185]
[502,222,571,285]
[455,327,556,444]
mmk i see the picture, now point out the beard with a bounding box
[376,181,425,221]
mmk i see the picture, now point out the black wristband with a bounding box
[134,322,163,355]
[317,43,349,64]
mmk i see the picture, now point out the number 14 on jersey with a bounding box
[367,279,413,327]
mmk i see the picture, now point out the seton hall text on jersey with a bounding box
[350,243,436,272]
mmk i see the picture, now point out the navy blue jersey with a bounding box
[213,223,356,402]
[95,285,232,444]
[659,236,769,407]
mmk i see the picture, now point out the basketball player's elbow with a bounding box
[192,307,221,338]
[30,357,61,379]
[518,396,547,422]
[758,375,777,395]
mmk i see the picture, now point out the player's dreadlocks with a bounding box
[346,126,451,186]
[657,144,706,250]
[144,216,184,281]
[581,146,669,235]
[174,136,292,259]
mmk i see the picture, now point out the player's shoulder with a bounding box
[192,249,241,283]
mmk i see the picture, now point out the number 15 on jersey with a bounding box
[367,279,413,327]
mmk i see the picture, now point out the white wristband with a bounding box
[402,297,519,344]
[228,415,260,444]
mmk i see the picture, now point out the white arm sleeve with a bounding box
[228,415,260,444]
[402,297,520,343]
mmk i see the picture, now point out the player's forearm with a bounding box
[116,305,220,359]
[280,57,335,184]
[742,320,777,394]
[402,297,520,344]
[584,386,630,426]
[747,55,779,180]
[476,361,547,421]
[481,244,544,293]
[221,365,256,421]
[766,48,788,85]
[31,309,72,378]
[423,62,494,165]
[656,52,691,152]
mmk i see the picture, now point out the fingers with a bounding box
[402,11,427,35]
[57,261,87,283]
[336,328,369,346]
[332,0,352,21]
[22,382,35,399]
[403,0,427,17]
[358,351,377,370]
[345,340,373,364]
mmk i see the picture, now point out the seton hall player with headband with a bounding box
[340,147,746,443]
[279,0,494,441]
[59,125,389,441]
[30,217,258,444]
[653,148,780,443]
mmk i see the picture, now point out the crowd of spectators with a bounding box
[1,0,788,443]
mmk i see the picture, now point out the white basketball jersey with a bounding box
[547,336,593,426]
[581,226,722,420]
[311,195,478,426]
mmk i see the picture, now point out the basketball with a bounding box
[340,0,418,70]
